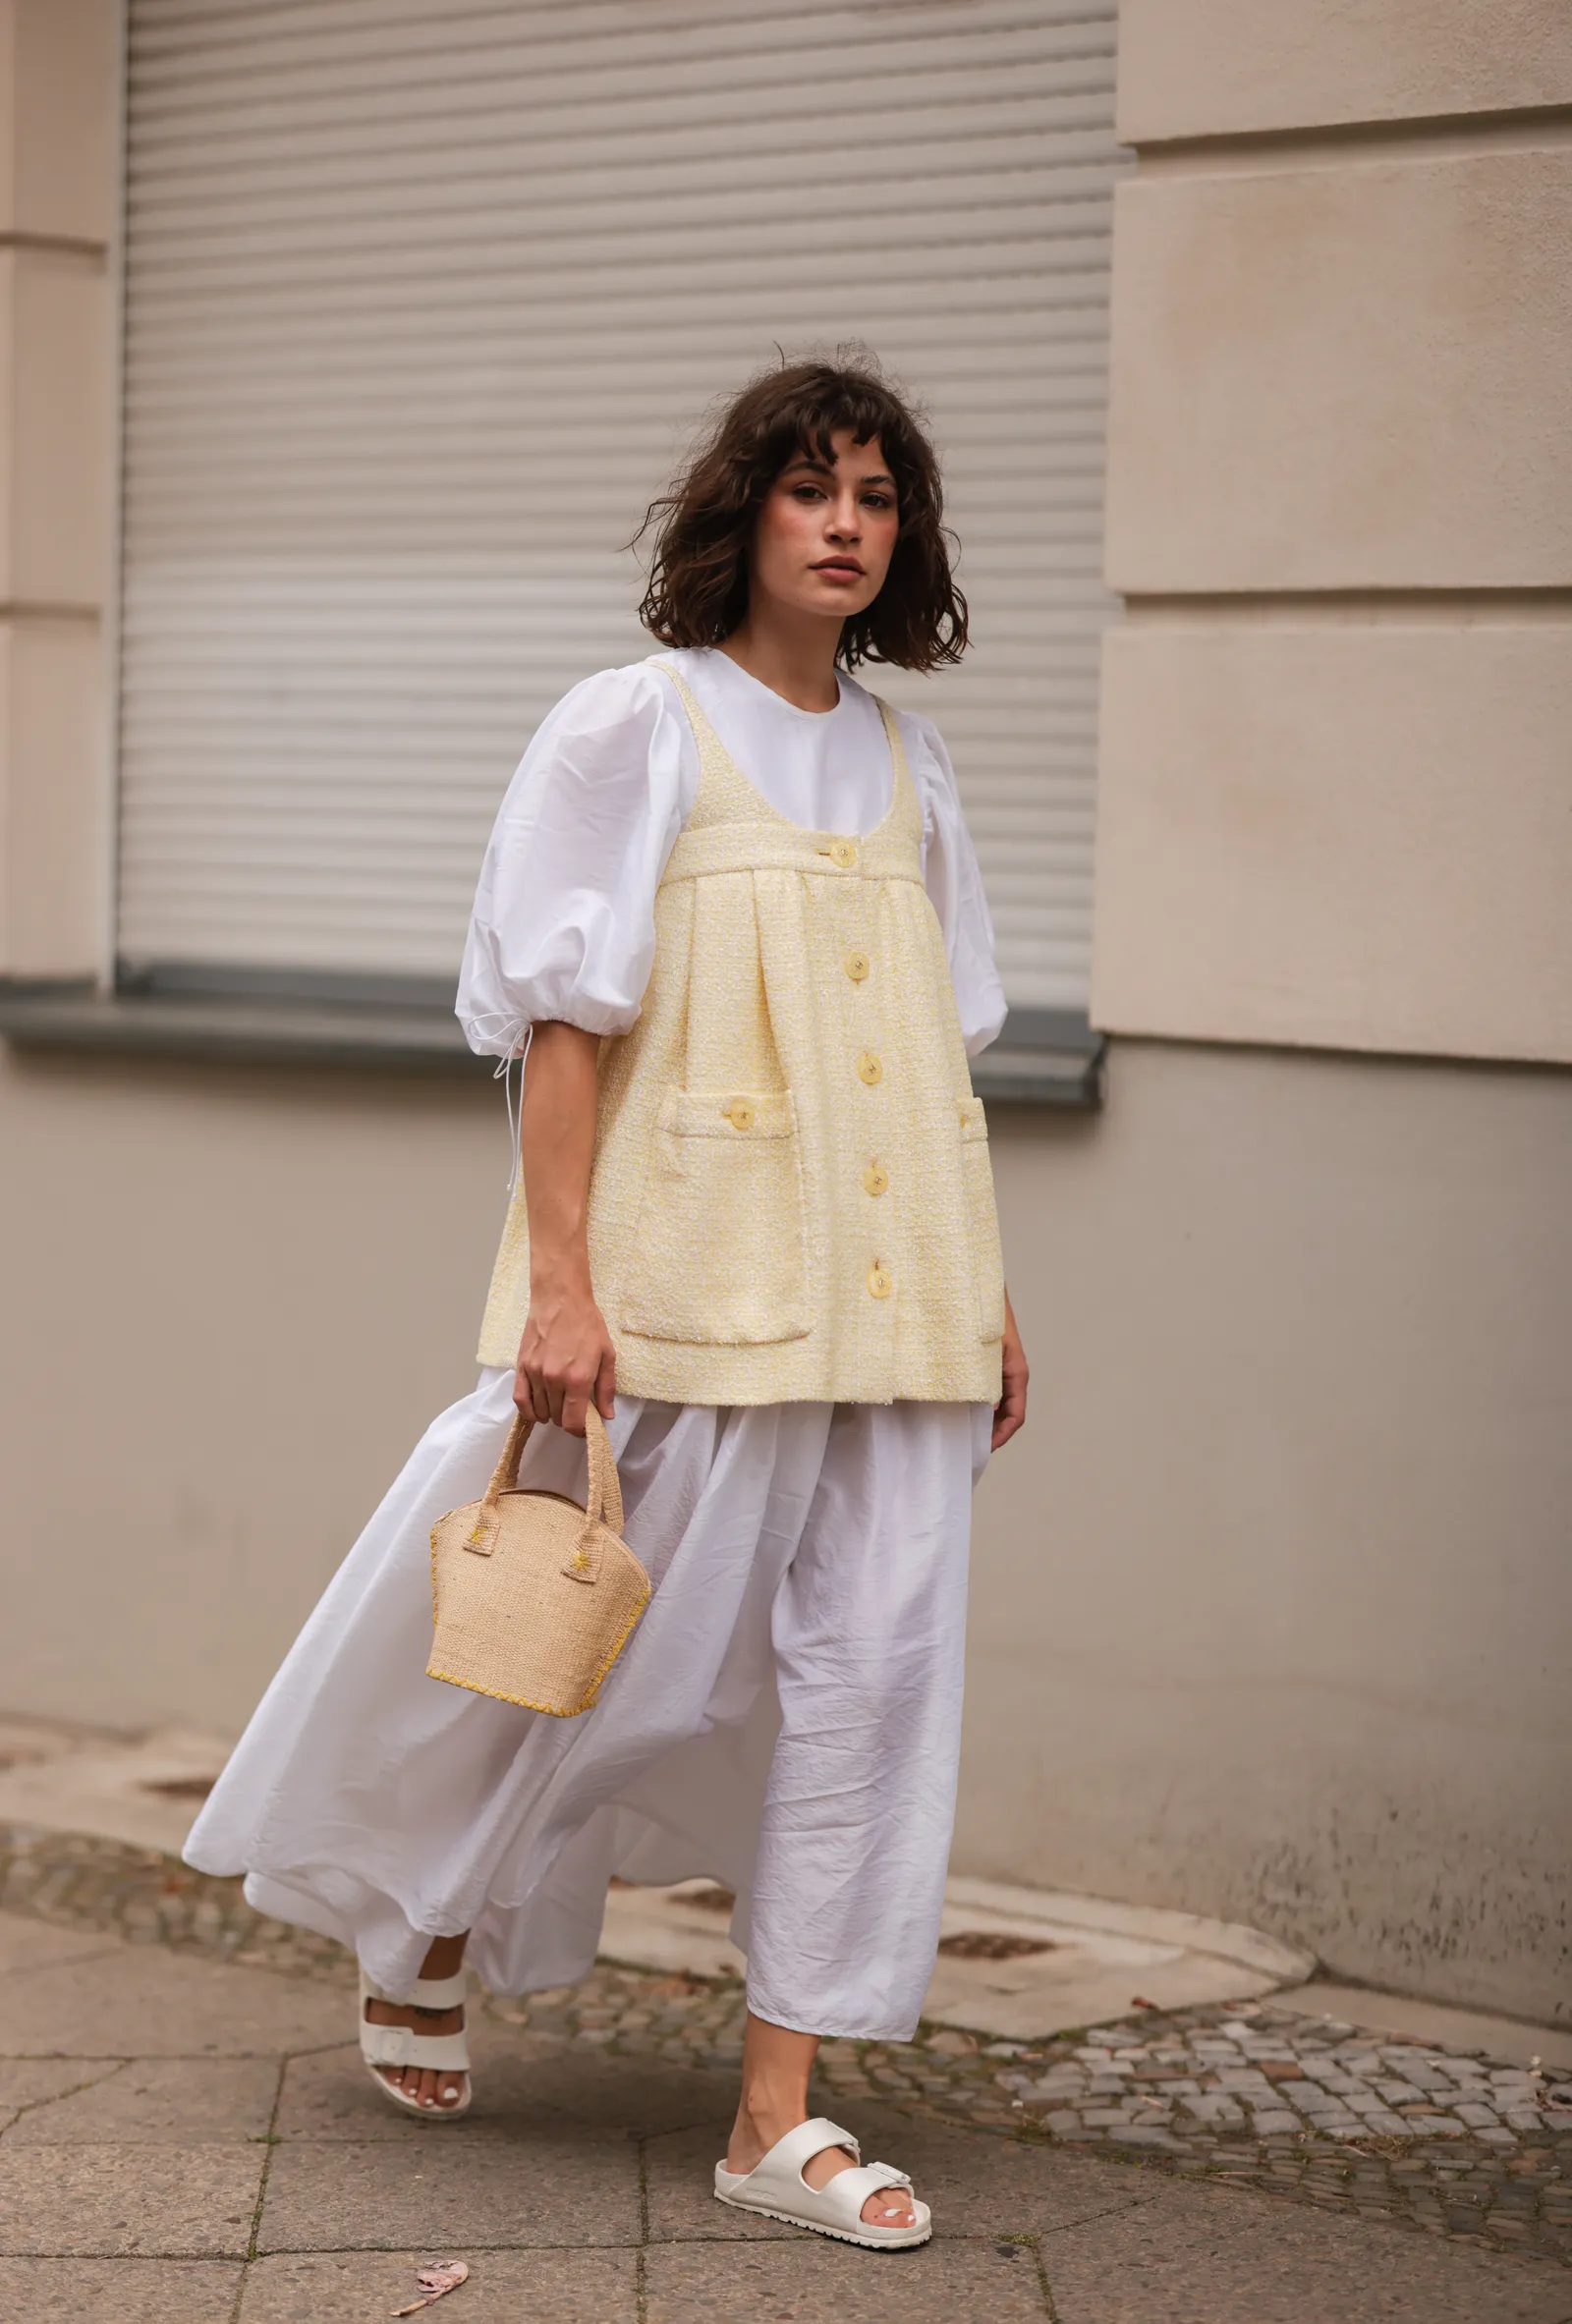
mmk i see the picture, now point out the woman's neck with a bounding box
[717,607,842,714]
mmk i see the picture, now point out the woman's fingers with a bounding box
[991,1297,1030,1449]
[514,1308,616,1434]
[516,1365,552,1423]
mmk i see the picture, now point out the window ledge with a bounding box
[971,1038,1104,1107]
[0,980,1106,1106]
[0,981,491,1075]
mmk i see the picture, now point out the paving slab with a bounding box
[4,2056,278,2143]
[464,2022,741,2137]
[257,2127,641,2251]
[1040,2172,1572,2324]
[646,2117,796,2241]
[0,1938,351,2056]
[0,2142,264,2256]
[646,2238,1051,2321]
[0,1911,125,1973]
[0,1725,230,1856]
[645,2104,1152,2244]
[240,2247,641,2321]
[0,2255,242,2319]
[0,2057,123,2130]
[277,2028,737,2142]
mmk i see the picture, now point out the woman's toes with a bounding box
[862,2194,914,2228]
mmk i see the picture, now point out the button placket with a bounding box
[838,877,893,1314]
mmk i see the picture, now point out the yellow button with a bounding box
[864,1161,889,1197]
[826,838,857,869]
[725,1096,756,1131]
[868,1262,893,1300]
[857,1051,883,1086]
[844,948,870,982]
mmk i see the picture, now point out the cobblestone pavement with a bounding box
[4,1823,1568,2273]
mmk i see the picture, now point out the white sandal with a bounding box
[714,2116,931,2250]
[358,1967,472,2121]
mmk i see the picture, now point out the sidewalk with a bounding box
[1,1825,1568,2320]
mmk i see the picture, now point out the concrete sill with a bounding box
[0,979,493,1076]
[0,979,1105,1105]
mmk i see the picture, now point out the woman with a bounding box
[188,358,1029,2251]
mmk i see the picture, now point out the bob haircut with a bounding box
[637,357,967,672]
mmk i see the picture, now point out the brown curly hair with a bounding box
[636,357,968,672]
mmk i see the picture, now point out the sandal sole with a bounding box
[364,2065,472,2123]
[714,2190,930,2249]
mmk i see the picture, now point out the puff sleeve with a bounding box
[456,665,693,1057]
[904,714,1009,1059]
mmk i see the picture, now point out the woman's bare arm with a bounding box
[514,1021,617,1436]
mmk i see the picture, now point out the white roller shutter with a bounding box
[118,0,1122,1010]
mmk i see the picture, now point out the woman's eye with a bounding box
[792,483,824,502]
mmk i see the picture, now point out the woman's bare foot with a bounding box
[363,1932,469,2113]
[724,2010,918,2230]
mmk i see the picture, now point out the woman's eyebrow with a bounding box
[782,456,897,490]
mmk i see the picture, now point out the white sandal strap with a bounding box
[408,1971,468,2010]
[746,2116,861,2187]
[360,1967,467,2011]
[807,2161,914,2227]
[360,2020,471,2072]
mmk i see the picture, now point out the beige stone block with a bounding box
[0,615,108,976]
[1117,0,1572,143]
[1091,620,1572,1061]
[0,247,113,606]
[1104,151,1572,590]
[241,2252,639,2324]
[1042,2170,1572,2322]
[0,2145,263,2256]
[0,1936,352,2057]
[0,0,118,243]
[0,2259,241,2320]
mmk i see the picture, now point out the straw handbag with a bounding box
[427,1406,650,1716]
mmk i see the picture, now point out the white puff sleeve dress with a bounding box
[185,649,1008,2042]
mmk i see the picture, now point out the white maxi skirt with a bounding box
[186,1370,990,2041]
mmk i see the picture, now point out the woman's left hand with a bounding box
[991,1292,1029,1450]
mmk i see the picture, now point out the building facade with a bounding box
[1,0,1568,2022]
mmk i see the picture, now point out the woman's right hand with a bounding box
[515,1275,617,1437]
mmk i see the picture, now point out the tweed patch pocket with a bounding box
[620,1085,811,1346]
[958,1096,1006,1343]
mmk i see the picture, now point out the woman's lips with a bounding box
[813,561,864,580]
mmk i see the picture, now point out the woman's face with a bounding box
[750,430,900,626]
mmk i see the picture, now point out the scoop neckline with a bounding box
[708,646,847,721]
[652,651,901,846]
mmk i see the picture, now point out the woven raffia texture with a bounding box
[476,662,1005,1406]
[429,1410,649,1716]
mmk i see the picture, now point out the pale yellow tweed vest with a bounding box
[476,661,1005,1406]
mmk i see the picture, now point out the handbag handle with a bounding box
[466,1403,625,1578]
